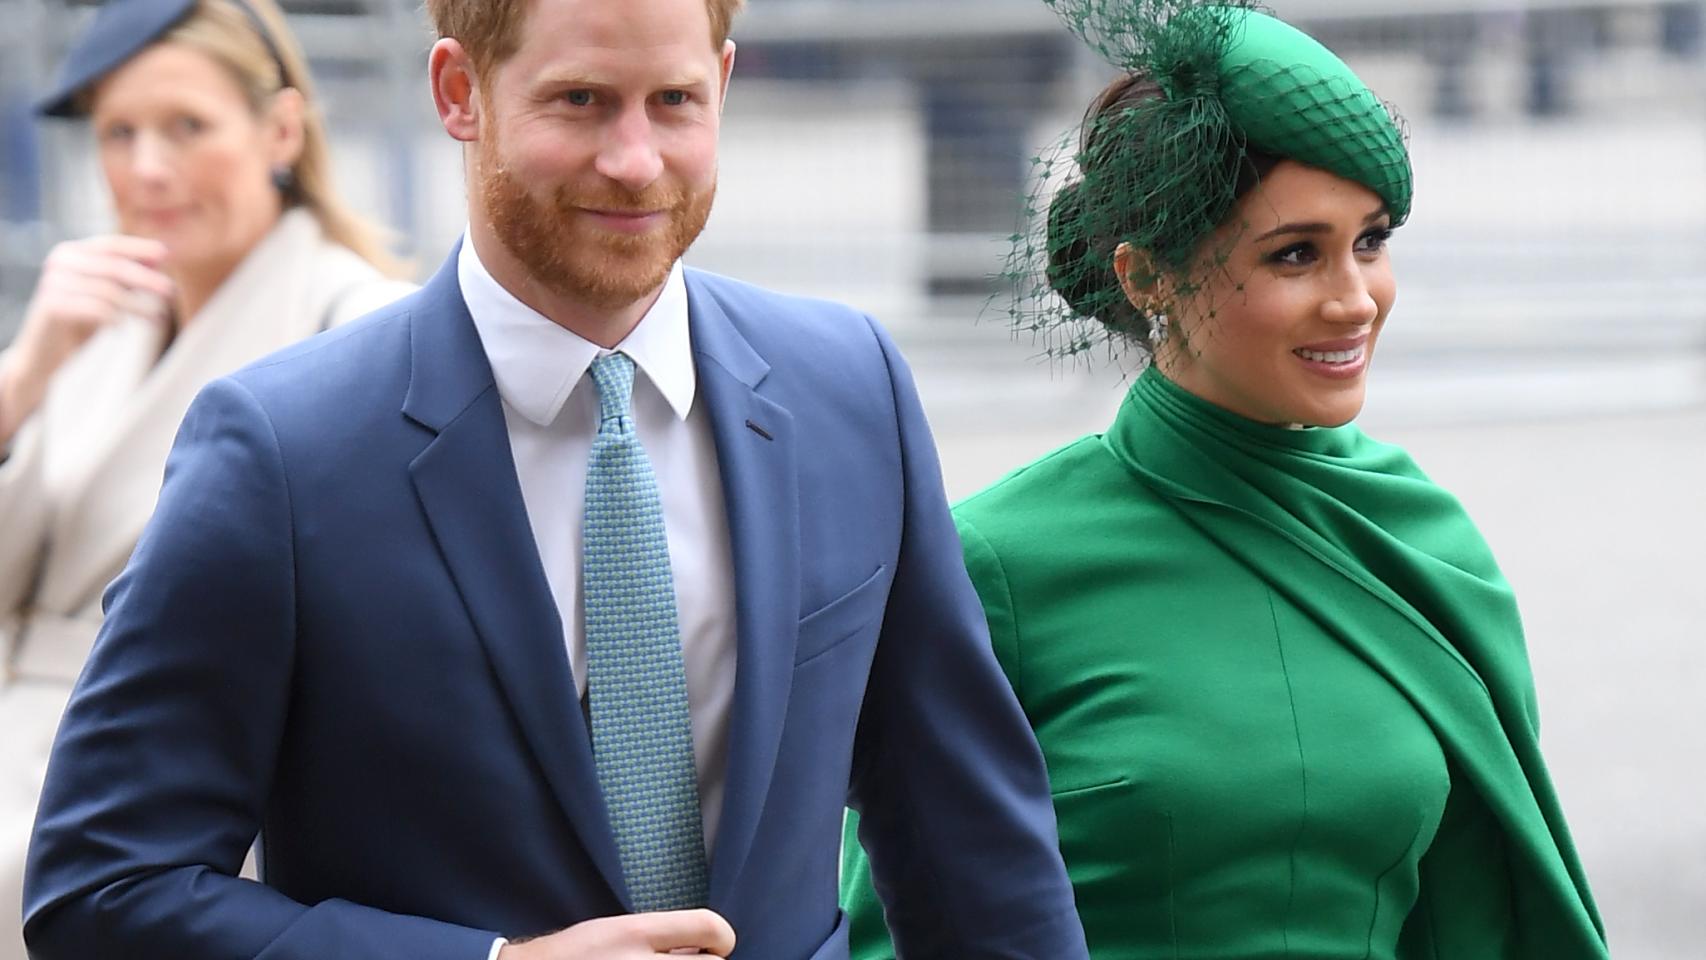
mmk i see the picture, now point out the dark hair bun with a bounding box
[1045,180,1102,320]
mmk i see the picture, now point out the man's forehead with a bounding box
[518,0,715,52]
[517,43,721,90]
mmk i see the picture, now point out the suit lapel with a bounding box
[685,273,802,907]
[403,249,628,905]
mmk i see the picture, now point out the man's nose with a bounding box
[594,105,664,192]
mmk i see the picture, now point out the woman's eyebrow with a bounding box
[1253,207,1389,243]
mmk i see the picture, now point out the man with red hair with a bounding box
[23,0,1089,958]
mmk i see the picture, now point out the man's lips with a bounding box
[577,208,667,233]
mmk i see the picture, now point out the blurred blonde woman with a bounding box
[0,0,412,951]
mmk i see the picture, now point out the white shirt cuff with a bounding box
[487,937,508,960]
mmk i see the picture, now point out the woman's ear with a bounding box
[1113,241,1167,315]
[264,86,307,171]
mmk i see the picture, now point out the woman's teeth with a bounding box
[1295,347,1363,364]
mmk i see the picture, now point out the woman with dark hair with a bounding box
[841,2,1607,957]
[0,2,411,952]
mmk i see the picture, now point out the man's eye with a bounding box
[659,90,690,106]
[564,90,595,106]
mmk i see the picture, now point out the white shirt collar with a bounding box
[457,233,696,427]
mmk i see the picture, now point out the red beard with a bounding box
[479,135,715,311]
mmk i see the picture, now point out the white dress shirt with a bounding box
[458,239,736,948]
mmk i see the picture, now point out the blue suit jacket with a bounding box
[22,253,1088,960]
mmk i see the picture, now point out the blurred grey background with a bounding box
[1,0,1702,954]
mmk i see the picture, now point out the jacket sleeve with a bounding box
[21,376,500,960]
[842,319,1087,960]
[840,511,1034,960]
[0,416,50,624]
[0,348,54,623]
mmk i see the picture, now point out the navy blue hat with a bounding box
[36,0,287,118]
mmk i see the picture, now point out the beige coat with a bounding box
[0,209,414,957]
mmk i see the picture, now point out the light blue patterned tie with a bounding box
[582,351,710,911]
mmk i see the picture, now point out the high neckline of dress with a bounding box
[1120,365,1360,458]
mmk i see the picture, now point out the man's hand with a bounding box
[499,909,736,958]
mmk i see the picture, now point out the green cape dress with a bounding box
[841,367,1606,959]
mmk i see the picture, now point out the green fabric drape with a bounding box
[841,368,1605,959]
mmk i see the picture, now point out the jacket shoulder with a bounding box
[686,269,880,348]
[685,268,866,319]
[954,436,1115,528]
[219,293,418,421]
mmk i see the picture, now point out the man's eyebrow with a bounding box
[661,71,714,87]
[535,69,608,86]
[535,70,713,88]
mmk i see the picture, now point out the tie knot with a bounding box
[589,352,637,435]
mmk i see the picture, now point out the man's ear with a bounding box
[717,39,736,113]
[430,38,481,142]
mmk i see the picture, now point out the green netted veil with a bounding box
[1009,0,1412,362]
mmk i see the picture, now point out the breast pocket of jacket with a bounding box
[794,563,890,667]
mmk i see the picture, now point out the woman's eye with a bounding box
[1268,242,1316,267]
[98,123,135,144]
[170,115,206,138]
[1356,227,1393,254]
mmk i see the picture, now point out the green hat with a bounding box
[1009,1,1411,361]
[1217,9,1410,221]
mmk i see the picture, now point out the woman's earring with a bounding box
[1148,312,1170,345]
[271,165,298,198]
